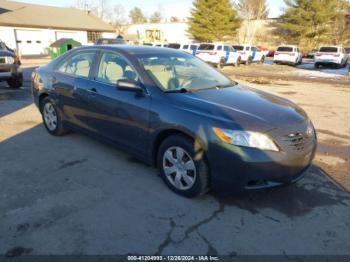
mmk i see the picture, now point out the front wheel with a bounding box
[7,75,22,89]
[157,135,209,198]
[41,97,69,136]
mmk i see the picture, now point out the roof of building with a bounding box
[50,38,82,47]
[0,0,115,32]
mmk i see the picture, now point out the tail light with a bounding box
[240,52,246,55]
[315,53,321,57]
[334,54,340,57]
[274,52,279,55]
[290,53,296,56]
[209,51,217,55]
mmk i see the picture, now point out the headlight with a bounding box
[212,128,279,152]
[6,56,14,64]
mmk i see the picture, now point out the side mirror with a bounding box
[116,79,142,92]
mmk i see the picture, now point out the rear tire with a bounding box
[157,135,210,198]
[217,58,225,69]
[246,57,252,65]
[234,57,241,67]
[40,97,69,136]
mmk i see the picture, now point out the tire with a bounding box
[7,75,22,89]
[157,135,209,198]
[259,56,265,64]
[217,58,225,69]
[234,57,241,67]
[314,63,320,69]
[40,97,69,136]
[245,57,252,65]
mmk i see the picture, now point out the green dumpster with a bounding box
[49,38,81,59]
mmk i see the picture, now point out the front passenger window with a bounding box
[97,53,138,85]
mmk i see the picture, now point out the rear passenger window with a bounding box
[246,47,250,51]
[97,52,138,85]
[57,52,95,78]
[182,45,189,50]
[217,46,222,51]
[223,46,230,52]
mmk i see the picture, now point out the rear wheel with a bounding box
[259,56,265,64]
[234,57,241,67]
[246,57,252,65]
[157,135,209,198]
[217,57,225,69]
[40,97,69,136]
[314,63,320,69]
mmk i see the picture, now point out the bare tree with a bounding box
[235,0,269,43]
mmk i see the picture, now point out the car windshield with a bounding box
[198,44,215,50]
[277,47,293,52]
[232,45,244,51]
[138,53,234,92]
[319,47,338,53]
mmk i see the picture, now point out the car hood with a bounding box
[169,85,308,132]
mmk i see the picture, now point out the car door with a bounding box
[53,50,97,129]
[82,51,151,154]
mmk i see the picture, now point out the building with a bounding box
[0,0,116,55]
[124,22,192,44]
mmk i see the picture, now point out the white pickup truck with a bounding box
[232,44,265,65]
[314,46,348,68]
[196,43,241,68]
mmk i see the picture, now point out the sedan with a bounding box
[32,45,317,197]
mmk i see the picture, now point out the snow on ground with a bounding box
[263,59,349,78]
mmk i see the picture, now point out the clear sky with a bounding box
[14,0,286,19]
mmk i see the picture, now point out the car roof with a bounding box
[75,44,188,56]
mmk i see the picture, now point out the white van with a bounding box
[196,43,241,68]
[314,46,348,68]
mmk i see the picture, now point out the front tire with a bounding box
[234,57,241,67]
[157,135,209,198]
[217,58,225,69]
[245,57,252,65]
[40,97,69,136]
[259,56,265,64]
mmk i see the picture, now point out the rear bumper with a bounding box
[274,59,296,65]
[0,64,20,79]
[206,140,317,193]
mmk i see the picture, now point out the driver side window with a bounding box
[97,52,138,85]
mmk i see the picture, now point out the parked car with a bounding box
[95,37,126,45]
[196,43,241,68]
[267,50,275,57]
[181,43,199,56]
[314,46,348,68]
[232,44,265,65]
[0,41,23,88]
[256,45,269,56]
[273,45,303,66]
[32,45,317,197]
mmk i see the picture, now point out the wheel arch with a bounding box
[38,92,50,112]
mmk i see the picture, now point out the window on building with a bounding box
[87,31,102,43]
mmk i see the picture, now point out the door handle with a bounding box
[88,87,98,97]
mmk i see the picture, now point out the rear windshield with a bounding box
[232,45,244,51]
[198,44,215,50]
[319,47,338,53]
[168,43,181,49]
[277,46,293,52]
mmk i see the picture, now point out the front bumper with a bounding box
[206,134,317,193]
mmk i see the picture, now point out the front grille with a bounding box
[283,132,312,151]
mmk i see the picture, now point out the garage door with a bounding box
[15,29,45,55]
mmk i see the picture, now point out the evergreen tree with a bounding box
[188,0,241,41]
[278,0,349,48]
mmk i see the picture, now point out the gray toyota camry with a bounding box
[32,45,317,197]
